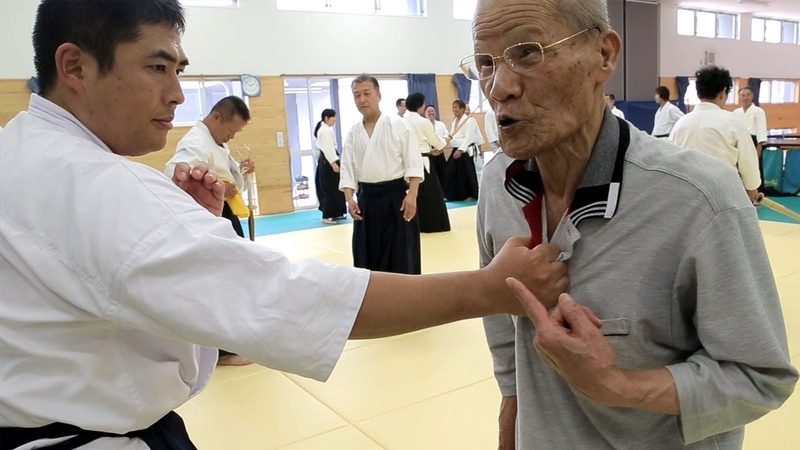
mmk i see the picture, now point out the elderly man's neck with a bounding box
[536,110,604,199]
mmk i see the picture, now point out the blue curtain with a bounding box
[676,76,690,113]
[748,78,762,106]
[452,74,472,104]
[27,77,40,94]
[407,74,440,119]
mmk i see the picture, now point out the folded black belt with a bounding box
[0,411,196,450]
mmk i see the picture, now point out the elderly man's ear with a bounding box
[597,29,622,83]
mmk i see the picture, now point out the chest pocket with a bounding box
[601,318,631,368]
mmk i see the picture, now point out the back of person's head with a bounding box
[314,108,336,137]
[209,96,251,122]
[453,100,467,110]
[655,86,670,101]
[352,74,380,91]
[406,93,425,112]
[695,65,732,100]
[33,0,186,97]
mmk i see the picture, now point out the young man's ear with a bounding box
[54,43,91,95]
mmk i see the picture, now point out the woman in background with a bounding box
[314,109,346,224]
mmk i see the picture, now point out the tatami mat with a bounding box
[178,206,800,449]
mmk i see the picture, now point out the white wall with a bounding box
[660,0,800,78]
[0,0,474,79]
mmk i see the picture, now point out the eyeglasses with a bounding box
[459,27,598,81]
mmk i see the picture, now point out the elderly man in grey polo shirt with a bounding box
[463,0,798,449]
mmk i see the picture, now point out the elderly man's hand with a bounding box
[172,162,224,217]
[508,281,626,406]
[483,238,569,315]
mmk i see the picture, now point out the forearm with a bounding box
[344,188,356,203]
[350,269,501,339]
[407,178,422,197]
[611,368,680,415]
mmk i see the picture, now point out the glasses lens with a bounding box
[505,43,544,72]
[461,54,494,81]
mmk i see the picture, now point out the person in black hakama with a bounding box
[443,100,482,201]
[339,76,425,274]
[313,109,347,224]
[405,93,451,233]
[424,104,449,187]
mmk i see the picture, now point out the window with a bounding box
[752,17,798,44]
[677,8,738,39]
[759,80,797,104]
[277,0,427,17]
[469,81,489,113]
[180,0,238,7]
[174,78,245,126]
[282,76,408,210]
[453,0,478,20]
[684,79,735,107]
[752,18,765,41]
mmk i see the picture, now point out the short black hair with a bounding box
[352,74,380,90]
[695,65,732,100]
[396,98,406,107]
[33,0,186,97]
[453,100,467,109]
[606,94,616,102]
[209,96,251,122]
[406,93,425,112]
[655,86,670,101]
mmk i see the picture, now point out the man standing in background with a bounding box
[166,96,255,366]
[670,66,760,203]
[396,98,407,118]
[444,100,482,201]
[734,86,768,190]
[652,86,684,138]
[340,76,424,274]
[605,93,625,119]
[485,106,500,151]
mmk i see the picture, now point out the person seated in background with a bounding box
[604,93,625,119]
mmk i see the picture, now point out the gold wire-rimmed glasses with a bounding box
[459,27,599,81]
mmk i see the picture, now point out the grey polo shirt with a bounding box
[478,111,797,449]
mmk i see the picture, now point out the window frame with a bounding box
[759,80,799,104]
[751,17,799,44]
[684,78,736,107]
[677,8,739,40]
[180,0,239,8]
[174,76,248,127]
[276,0,427,17]
[453,0,478,21]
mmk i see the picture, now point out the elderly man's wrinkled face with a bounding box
[473,0,618,160]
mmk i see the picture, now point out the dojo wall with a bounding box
[659,1,800,79]
[0,0,475,79]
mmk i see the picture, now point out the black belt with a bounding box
[0,411,196,450]
[654,134,669,138]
